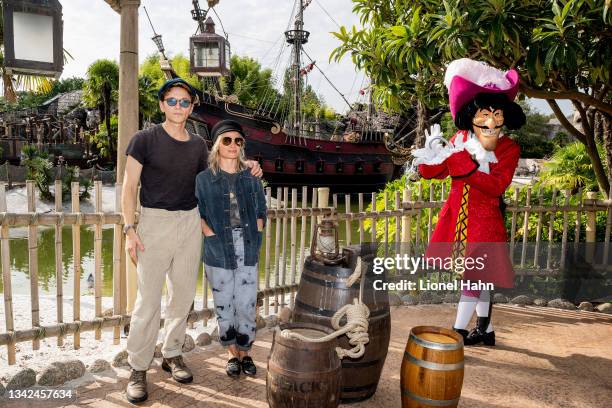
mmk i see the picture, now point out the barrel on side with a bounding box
[267,322,342,408]
[293,247,390,403]
[400,326,465,408]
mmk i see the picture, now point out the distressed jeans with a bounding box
[205,228,258,350]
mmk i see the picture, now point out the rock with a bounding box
[443,292,460,304]
[510,295,533,305]
[196,332,212,346]
[182,334,195,353]
[430,293,443,304]
[533,298,548,307]
[89,359,111,373]
[112,350,129,368]
[279,307,292,323]
[401,294,418,305]
[154,343,163,358]
[37,365,67,386]
[595,303,612,314]
[62,360,86,380]
[418,291,435,304]
[256,316,266,330]
[548,298,576,310]
[493,293,508,304]
[265,315,279,328]
[577,302,594,312]
[0,382,4,396]
[7,368,36,389]
[388,293,402,306]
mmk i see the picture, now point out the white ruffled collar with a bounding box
[464,131,499,174]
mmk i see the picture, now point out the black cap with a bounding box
[158,78,199,102]
[210,119,246,145]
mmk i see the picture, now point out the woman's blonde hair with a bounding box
[208,131,248,174]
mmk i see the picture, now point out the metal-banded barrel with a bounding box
[292,245,390,403]
[267,323,342,408]
[400,326,465,408]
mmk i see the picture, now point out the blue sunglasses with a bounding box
[164,97,192,108]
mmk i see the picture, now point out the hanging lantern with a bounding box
[2,0,64,78]
[189,17,230,77]
[310,219,343,265]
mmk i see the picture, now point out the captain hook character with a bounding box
[412,58,526,346]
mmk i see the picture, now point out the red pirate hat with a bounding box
[444,58,520,119]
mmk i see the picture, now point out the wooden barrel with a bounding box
[292,245,391,403]
[267,322,342,408]
[400,326,465,408]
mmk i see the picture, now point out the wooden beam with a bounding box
[104,0,121,13]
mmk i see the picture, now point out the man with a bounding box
[414,58,525,346]
[122,78,262,403]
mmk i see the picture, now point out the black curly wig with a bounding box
[454,92,526,131]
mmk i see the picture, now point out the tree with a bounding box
[222,55,279,109]
[331,0,612,196]
[512,101,555,158]
[140,54,202,91]
[83,59,119,159]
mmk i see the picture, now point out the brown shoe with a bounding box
[161,355,193,383]
[126,369,148,403]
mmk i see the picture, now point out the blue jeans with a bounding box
[205,228,258,351]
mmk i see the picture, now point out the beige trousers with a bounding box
[127,206,202,371]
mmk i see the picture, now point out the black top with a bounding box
[126,124,208,211]
[220,170,242,227]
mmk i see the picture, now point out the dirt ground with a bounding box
[2,303,611,408]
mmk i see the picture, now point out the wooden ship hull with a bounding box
[188,92,399,193]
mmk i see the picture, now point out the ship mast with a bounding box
[285,0,310,139]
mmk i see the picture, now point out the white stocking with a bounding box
[453,294,478,330]
[475,290,494,333]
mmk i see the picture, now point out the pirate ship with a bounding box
[152,0,410,192]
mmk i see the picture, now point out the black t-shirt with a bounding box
[126,124,208,211]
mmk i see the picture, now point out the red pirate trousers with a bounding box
[418,131,520,288]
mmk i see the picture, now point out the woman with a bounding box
[195,119,267,376]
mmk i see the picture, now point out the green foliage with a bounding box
[223,55,278,109]
[21,145,91,201]
[536,141,607,193]
[140,54,203,91]
[512,101,555,158]
[0,76,86,112]
[83,59,119,109]
[90,115,118,160]
[138,74,161,124]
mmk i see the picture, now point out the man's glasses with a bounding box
[164,97,192,108]
[221,136,244,147]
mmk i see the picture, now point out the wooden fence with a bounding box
[0,180,610,365]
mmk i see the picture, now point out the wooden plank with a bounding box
[560,190,571,270]
[26,181,40,350]
[603,185,612,268]
[370,192,376,244]
[574,188,583,259]
[273,187,282,313]
[297,186,308,282]
[534,188,544,269]
[384,191,389,258]
[402,188,412,258]
[415,184,423,250]
[0,182,16,364]
[520,187,531,268]
[509,188,520,261]
[358,193,364,244]
[94,181,103,340]
[427,184,434,243]
[263,187,272,316]
[395,190,401,257]
[288,188,298,308]
[280,187,289,307]
[345,194,351,246]
[546,189,558,270]
[71,182,81,349]
[54,180,64,346]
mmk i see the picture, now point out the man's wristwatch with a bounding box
[123,224,135,235]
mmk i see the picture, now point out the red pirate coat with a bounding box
[418,131,520,288]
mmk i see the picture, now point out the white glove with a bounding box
[411,124,454,166]
[424,124,446,155]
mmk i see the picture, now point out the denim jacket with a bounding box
[195,168,267,269]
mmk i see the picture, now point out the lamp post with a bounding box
[189,17,230,77]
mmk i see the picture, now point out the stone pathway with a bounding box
[2,304,611,407]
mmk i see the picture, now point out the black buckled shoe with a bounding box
[126,369,148,403]
[241,356,257,376]
[226,357,241,377]
[453,327,469,342]
[464,317,495,346]
[161,355,193,383]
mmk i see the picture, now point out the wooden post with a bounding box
[560,190,571,270]
[280,187,289,307]
[585,191,597,263]
[603,184,612,269]
[402,188,411,258]
[546,189,558,270]
[345,194,351,246]
[264,187,272,315]
[370,192,376,243]
[358,193,364,244]
[415,184,423,250]
[116,0,141,184]
[71,182,81,349]
[113,183,123,344]
[383,191,389,257]
[520,187,531,268]
[26,181,40,350]
[288,188,298,307]
[54,180,64,346]
[534,188,544,269]
[273,187,282,313]
[94,181,103,340]
[317,187,329,226]
[1,182,16,364]
[394,190,401,257]
[298,186,308,280]
[509,188,520,262]
[427,184,434,243]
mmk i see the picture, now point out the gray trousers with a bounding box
[205,228,258,351]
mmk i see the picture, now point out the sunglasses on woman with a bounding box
[164,97,192,108]
[221,136,244,147]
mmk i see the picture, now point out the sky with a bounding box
[59,0,572,117]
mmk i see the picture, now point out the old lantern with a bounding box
[189,17,230,77]
[2,0,64,78]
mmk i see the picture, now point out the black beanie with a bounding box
[210,120,246,145]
